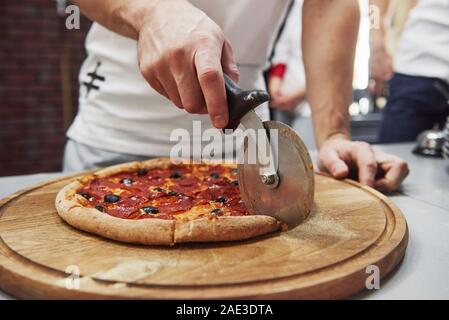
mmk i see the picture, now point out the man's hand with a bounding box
[72,0,239,128]
[137,0,239,128]
[368,0,394,96]
[268,76,306,112]
[318,136,409,193]
[271,88,307,112]
[268,76,283,100]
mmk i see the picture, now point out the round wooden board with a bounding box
[0,173,408,299]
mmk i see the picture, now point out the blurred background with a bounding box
[0,0,445,176]
[0,1,90,176]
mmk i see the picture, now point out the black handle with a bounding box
[224,74,271,131]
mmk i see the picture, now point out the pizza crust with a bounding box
[174,216,280,243]
[55,158,282,246]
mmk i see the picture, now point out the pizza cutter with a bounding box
[224,74,315,229]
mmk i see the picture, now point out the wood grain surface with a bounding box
[0,173,408,299]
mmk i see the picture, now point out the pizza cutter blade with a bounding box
[237,121,315,229]
[224,75,315,229]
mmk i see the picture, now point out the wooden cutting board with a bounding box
[0,173,408,299]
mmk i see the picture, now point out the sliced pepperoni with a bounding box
[93,178,121,189]
[204,176,231,187]
[83,188,110,199]
[106,205,139,219]
[125,183,150,194]
[178,175,200,186]
[202,186,238,201]
[120,194,148,207]
[192,197,210,206]
[155,195,179,204]
[226,198,248,214]
[103,194,148,218]
[157,197,193,214]
[199,164,225,175]
[147,177,165,186]
[171,177,201,195]
[148,191,169,200]
[169,165,193,175]
[79,163,247,219]
[147,169,170,180]
[195,189,215,201]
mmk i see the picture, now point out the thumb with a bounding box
[319,147,349,179]
[221,39,240,83]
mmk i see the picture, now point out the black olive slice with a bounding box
[231,180,239,187]
[137,168,148,176]
[95,205,104,212]
[121,178,134,185]
[170,172,182,179]
[141,206,159,214]
[210,173,220,179]
[120,178,134,186]
[210,208,223,215]
[168,191,178,196]
[216,196,227,203]
[104,194,120,203]
[78,192,92,200]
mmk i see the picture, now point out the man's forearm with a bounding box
[302,0,360,148]
[370,0,391,44]
[71,0,179,39]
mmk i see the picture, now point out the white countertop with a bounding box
[0,143,448,300]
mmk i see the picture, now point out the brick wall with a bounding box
[0,1,90,176]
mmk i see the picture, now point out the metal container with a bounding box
[413,127,446,158]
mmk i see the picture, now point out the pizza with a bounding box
[55,158,281,245]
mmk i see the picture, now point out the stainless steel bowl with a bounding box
[413,127,446,158]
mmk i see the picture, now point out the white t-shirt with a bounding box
[394,0,449,83]
[270,0,310,117]
[67,0,292,156]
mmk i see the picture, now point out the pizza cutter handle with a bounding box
[224,74,271,131]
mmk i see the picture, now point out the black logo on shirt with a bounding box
[83,61,105,97]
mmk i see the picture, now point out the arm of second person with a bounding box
[369,0,394,96]
[302,0,409,192]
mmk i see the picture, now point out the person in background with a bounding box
[369,0,417,97]
[268,63,308,118]
[266,0,314,149]
[267,0,310,125]
[370,0,449,143]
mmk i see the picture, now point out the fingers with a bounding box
[139,44,213,114]
[168,48,206,113]
[375,81,386,97]
[138,47,169,100]
[384,58,394,80]
[138,15,235,128]
[275,96,298,111]
[352,142,377,187]
[318,139,409,193]
[139,53,184,108]
[144,72,169,100]
[195,44,228,128]
[156,68,184,108]
[318,146,349,179]
[375,155,409,193]
[268,77,283,97]
[221,40,240,83]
